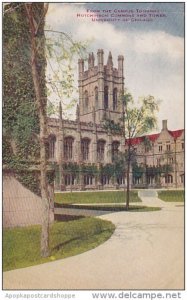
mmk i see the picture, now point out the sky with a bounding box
[46,2,184,132]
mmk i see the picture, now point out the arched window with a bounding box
[84,90,89,112]
[65,174,75,186]
[113,88,118,111]
[117,176,124,185]
[95,87,98,108]
[133,177,140,185]
[64,137,74,160]
[165,174,173,184]
[49,135,56,159]
[147,176,154,185]
[81,138,90,161]
[104,86,108,109]
[181,174,184,184]
[101,175,110,185]
[84,175,93,185]
[97,140,105,161]
[112,141,120,161]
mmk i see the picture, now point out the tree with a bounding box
[3,3,50,257]
[24,3,50,257]
[132,162,145,185]
[3,3,87,257]
[104,91,159,210]
[45,29,88,118]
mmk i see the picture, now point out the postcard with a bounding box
[2,1,185,298]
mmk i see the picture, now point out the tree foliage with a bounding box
[45,29,88,118]
[104,90,160,209]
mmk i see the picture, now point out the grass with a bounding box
[158,190,184,202]
[55,202,161,212]
[55,190,141,204]
[3,217,115,272]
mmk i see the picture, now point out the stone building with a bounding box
[127,120,184,189]
[47,50,184,190]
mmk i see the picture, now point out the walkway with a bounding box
[3,191,184,290]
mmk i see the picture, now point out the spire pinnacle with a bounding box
[88,52,95,69]
[107,51,113,67]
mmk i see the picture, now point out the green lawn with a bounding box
[55,203,161,212]
[158,190,184,202]
[55,190,141,204]
[3,217,115,272]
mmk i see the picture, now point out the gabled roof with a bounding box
[126,136,143,146]
[168,129,184,139]
[125,129,184,146]
[147,133,160,142]
[126,133,159,146]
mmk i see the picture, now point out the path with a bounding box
[3,191,184,290]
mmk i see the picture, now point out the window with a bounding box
[147,176,154,185]
[169,157,174,164]
[165,174,173,184]
[81,138,90,161]
[157,158,161,165]
[65,174,75,186]
[117,176,124,185]
[104,86,108,109]
[84,175,93,185]
[95,87,98,108]
[113,88,118,111]
[101,175,110,185]
[134,177,141,185]
[97,140,105,161]
[49,135,56,159]
[84,90,89,111]
[166,144,171,151]
[158,145,162,152]
[112,141,120,161]
[181,174,184,184]
[64,137,74,160]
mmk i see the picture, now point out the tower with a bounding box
[78,49,124,124]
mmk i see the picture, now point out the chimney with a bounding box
[162,120,168,131]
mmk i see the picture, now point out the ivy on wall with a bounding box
[3,4,53,195]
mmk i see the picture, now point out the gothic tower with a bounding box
[78,49,124,124]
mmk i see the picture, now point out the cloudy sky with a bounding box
[46,2,184,131]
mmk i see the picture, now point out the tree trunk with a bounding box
[25,4,50,257]
[126,158,130,211]
[174,140,177,188]
[40,117,50,257]
[166,156,168,189]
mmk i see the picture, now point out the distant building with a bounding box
[126,120,184,189]
[47,50,184,190]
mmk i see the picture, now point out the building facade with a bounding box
[127,120,184,189]
[47,50,184,190]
